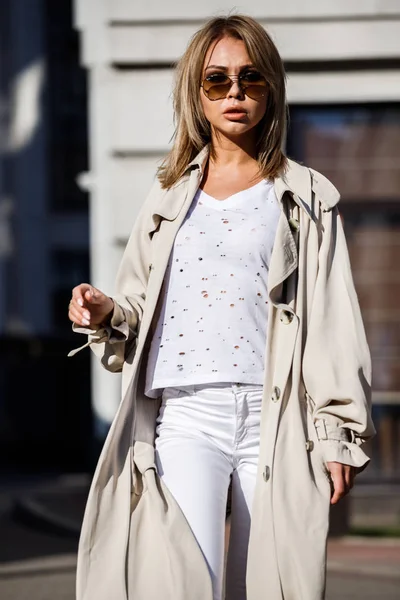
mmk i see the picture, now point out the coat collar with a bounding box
[184,145,341,214]
[151,144,340,225]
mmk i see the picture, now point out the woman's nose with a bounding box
[227,80,245,100]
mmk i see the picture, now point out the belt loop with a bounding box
[315,419,328,441]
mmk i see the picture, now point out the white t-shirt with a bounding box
[144,179,281,398]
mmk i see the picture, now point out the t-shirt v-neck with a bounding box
[199,179,270,210]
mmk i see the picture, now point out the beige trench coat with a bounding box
[70,145,375,600]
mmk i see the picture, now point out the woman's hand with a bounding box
[326,461,356,504]
[68,283,114,329]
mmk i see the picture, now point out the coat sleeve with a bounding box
[67,180,160,372]
[302,206,376,471]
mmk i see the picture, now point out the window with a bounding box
[45,0,88,212]
[288,104,400,481]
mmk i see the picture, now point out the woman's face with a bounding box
[200,36,268,141]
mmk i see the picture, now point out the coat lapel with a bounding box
[136,168,203,350]
[267,206,298,304]
[275,158,312,213]
[149,146,209,225]
[268,158,315,304]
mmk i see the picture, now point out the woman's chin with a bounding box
[214,121,255,139]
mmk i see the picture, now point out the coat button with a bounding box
[263,466,270,482]
[271,386,281,402]
[280,310,293,324]
[305,440,314,452]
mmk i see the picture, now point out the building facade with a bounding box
[73,1,400,481]
[0,0,91,472]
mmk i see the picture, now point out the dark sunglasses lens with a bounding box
[206,84,232,100]
[203,76,231,100]
[242,81,268,100]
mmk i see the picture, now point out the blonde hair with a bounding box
[158,14,288,189]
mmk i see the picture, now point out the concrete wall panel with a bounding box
[111,70,174,152]
[287,70,400,103]
[109,20,400,64]
[111,156,163,240]
[107,0,400,22]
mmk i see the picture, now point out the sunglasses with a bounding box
[201,71,268,101]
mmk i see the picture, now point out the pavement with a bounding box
[328,536,400,580]
[0,474,399,599]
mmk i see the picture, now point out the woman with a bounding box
[68,15,375,600]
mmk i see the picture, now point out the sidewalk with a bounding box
[0,475,399,599]
[327,536,400,579]
[0,544,399,600]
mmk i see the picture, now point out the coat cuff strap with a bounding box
[317,438,370,471]
[314,418,370,470]
[104,301,130,342]
[68,301,130,357]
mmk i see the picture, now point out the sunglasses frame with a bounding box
[200,72,268,101]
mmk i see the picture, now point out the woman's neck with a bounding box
[209,131,258,169]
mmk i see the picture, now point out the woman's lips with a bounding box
[223,110,247,120]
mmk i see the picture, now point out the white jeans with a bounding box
[155,382,263,600]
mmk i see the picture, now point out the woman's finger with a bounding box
[84,287,103,304]
[72,283,92,307]
[330,478,346,504]
[69,304,91,326]
[69,309,88,327]
[344,466,353,490]
[69,299,91,321]
[328,463,347,505]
